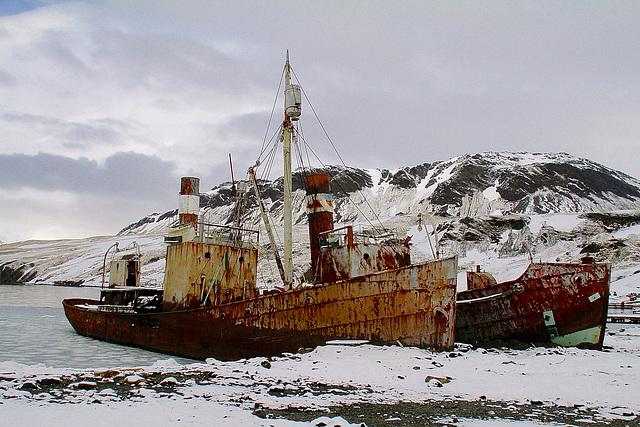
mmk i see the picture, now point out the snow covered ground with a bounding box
[1,326,639,426]
[2,209,640,425]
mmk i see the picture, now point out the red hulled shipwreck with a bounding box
[63,54,458,361]
[456,261,610,348]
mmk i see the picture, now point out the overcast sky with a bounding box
[1,1,639,243]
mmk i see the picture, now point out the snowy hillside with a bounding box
[119,151,640,235]
[1,151,640,302]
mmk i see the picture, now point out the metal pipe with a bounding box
[101,242,119,289]
[305,173,334,283]
[179,177,200,229]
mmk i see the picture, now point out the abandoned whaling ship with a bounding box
[456,261,611,348]
[63,53,457,361]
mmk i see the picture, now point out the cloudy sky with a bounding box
[1,1,639,243]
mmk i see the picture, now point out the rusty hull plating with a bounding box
[456,262,611,348]
[63,255,457,361]
[163,235,258,309]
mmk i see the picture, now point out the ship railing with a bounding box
[319,225,400,248]
[199,222,259,249]
[141,279,160,289]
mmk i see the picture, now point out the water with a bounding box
[0,284,197,368]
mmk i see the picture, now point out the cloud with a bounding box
[1,1,640,241]
[3,114,132,148]
[0,151,176,198]
[0,151,182,242]
[0,3,276,176]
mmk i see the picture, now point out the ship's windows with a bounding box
[363,253,370,260]
[239,256,244,263]
[204,252,211,259]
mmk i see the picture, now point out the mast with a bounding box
[282,50,301,290]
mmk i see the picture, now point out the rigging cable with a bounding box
[291,67,389,235]
[258,65,286,162]
[296,131,386,236]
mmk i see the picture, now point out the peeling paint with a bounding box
[456,262,610,348]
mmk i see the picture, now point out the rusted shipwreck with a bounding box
[63,53,457,361]
[456,261,610,348]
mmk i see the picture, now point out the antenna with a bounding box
[229,153,237,198]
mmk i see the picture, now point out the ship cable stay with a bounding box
[241,123,287,288]
[294,128,389,239]
[293,128,410,266]
[246,52,411,287]
[257,62,287,163]
[290,67,390,238]
[290,95,407,262]
[248,159,287,285]
[202,261,224,306]
[246,51,301,290]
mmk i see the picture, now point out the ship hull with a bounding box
[455,262,610,348]
[63,257,457,361]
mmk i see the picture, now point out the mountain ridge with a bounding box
[119,151,640,236]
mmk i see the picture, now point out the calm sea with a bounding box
[0,284,196,368]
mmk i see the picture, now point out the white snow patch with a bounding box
[613,224,640,239]
[416,161,458,200]
[543,213,582,232]
[528,214,581,234]
[528,215,545,235]
[482,185,500,201]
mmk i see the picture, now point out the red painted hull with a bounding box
[64,257,457,361]
[456,262,610,348]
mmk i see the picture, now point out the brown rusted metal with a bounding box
[305,173,334,283]
[180,176,199,198]
[456,262,611,348]
[163,238,258,309]
[63,256,457,361]
[317,226,411,284]
[466,270,497,290]
[179,177,199,229]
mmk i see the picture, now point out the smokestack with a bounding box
[179,177,200,229]
[305,173,334,282]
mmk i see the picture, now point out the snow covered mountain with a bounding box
[2,151,640,301]
[120,151,640,235]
